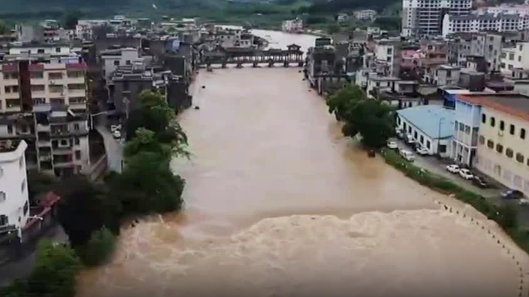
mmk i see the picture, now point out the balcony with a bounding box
[36,123,50,132]
[66,76,85,84]
[39,152,52,161]
[37,139,51,147]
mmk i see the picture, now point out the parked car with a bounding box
[416,146,429,156]
[399,149,415,161]
[445,164,460,174]
[459,168,474,180]
[472,176,489,188]
[501,189,524,200]
[112,130,121,139]
[387,141,398,150]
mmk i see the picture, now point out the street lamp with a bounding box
[437,117,446,156]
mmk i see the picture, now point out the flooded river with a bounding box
[76,30,526,297]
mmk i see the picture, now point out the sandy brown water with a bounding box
[75,31,527,297]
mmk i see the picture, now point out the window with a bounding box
[506,148,514,158]
[0,166,3,178]
[414,131,418,139]
[31,85,45,92]
[19,157,24,169]
[510,124,515,135]
[387,48,392,54]
[426,140,431,149]
[509,53,515,60]
[519,56,522,62]
[0,191,5,202]
[73,123,80,131]
[23,201,29,215]
[126,60,132,65]
[0,215,7,226]
[521,128,526,139]
[21,179,25,192]
[481,113,486,123]
[496,144,503,153]
[48,72,63,80]
[37,48,45,54]
[7,125,13,134]
[420,135,424,144]
[516,153,524,163]
[487,140,494,148]
[113,60,120,66]
[500,120,505,131]
[30,72,44,79]
[75,150,81,160]
[55,47,61,53]
[74,137,80,145]
[490,117,495,127]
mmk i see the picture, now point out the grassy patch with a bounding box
[380,148,529,255]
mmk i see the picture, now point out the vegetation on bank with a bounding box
[326,84,528,254]
[0,90,189,297]
[326,85,395,148]
[380,148,529,253]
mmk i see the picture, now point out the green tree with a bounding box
[125,90,189,158]
[0,280,30,297]
[108,152,185,214]
[327,23,340,34]
[342,99,395,148]
[27,170,59,206]
[124,128,173,161]
[62,10,80,30]
[0,19,9,35]
[27,240,82,297]
[77,227,117,267]
[57,176,121,247]
[326,85,365,120]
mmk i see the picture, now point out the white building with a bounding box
[442,13,529,37]
[354,10,377,20]
[282,19,304,33]
[500,42,529,74]
[396,105,456,157]
[99,47,140,82]
[402,0,472,37]
[474,4,529,17]
[0,140,29,237]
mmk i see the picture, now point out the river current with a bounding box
[75,30,527,297]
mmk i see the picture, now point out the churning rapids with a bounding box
[75,30,528,297]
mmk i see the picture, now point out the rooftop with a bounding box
[396,105,455,139]
[457,93,529,122]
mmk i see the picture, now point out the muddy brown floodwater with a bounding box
[75,31,528,297]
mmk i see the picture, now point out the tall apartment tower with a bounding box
[402,0,472,38]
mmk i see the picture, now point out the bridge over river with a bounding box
[200,43,304,68]
[74,29,529,297]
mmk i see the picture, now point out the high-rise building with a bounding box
[402,0,472,37]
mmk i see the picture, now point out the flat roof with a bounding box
[457,93,529,122]
[396,105,455,139]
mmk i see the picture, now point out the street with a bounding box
[94,114,124,173]
[393,139,529,228]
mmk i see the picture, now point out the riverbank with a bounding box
[380,148,529,296]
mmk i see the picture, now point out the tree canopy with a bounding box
[326,85,395,148]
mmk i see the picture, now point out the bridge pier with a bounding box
[298,61,304,67]
[268,62,274,68]
[252,62,258,68]
[236,62,243,68]
[221,63,227,69]
[206,64,212,72]
[283,61,289,68]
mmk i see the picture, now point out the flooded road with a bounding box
[76,31,526,297]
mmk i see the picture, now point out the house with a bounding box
[396,105,456,157]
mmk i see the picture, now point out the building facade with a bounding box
[500,42,529,74]
[0,140,29,237]
[442,13,529,37]
[451,96,481,166]
[458,94,529,196]
[282,19,304,33]
[402,0,472,37]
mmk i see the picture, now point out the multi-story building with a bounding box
[354,9,377,20]
[374,39,401,77]
[442,13,529,37]
[0,56,91,177]
[446,32,504,70]
[451,94,481,166]
[282,19,304,33]
[500,42,529,75]
[474,4,529,17]
[402,0,472,37]
[0,140,30,238]
[456,93,529,196]
[99,47,141,83]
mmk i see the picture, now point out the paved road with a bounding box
[94,114,124,173]
[393,139,529,227]
[0,225,67,286]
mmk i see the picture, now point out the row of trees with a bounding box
[1,90,189,297]
[326,85,395,148]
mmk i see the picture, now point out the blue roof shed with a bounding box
[396,105,455,139]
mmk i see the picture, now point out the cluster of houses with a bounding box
[303,19,529,198]
[0,15,264,246]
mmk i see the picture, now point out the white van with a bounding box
[400,149,415,162]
